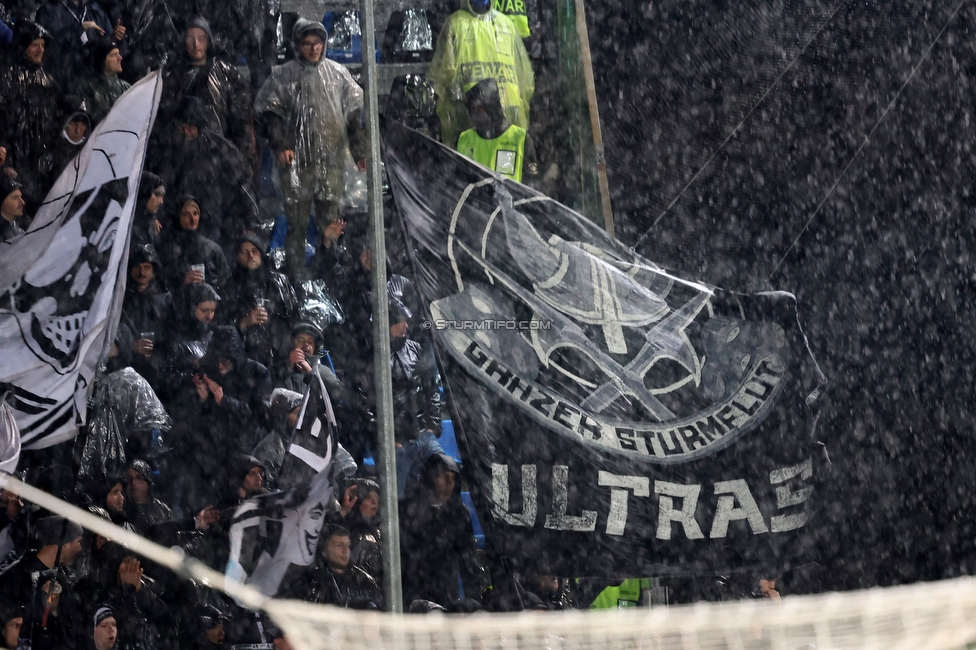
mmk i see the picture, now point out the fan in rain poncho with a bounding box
[428,0,533,149]
[254,18,366,285]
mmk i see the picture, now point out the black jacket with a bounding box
[218,252,298,369]
[35,0,114,84]
[0,48,62,205]
[158,52,255,166]
[151,127,255,245]
[119,0,179,81]
[157,227,231,292]
[332,270,442,446]
[279,559,382,608]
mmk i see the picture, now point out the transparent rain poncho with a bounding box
[393,9,433,57]
[254,44,364,204]
[76,367,172,483]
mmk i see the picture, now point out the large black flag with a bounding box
[385,123,827,577]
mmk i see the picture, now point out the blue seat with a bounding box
[461,491,485,549]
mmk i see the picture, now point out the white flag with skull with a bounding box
[0,72,162,450]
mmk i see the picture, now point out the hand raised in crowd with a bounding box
[339,484,358,517]
[194,505,220,530]
[41,580,61,614]
[118,556,144,591]
[759,578,780,600]
[322,218,345,244]
[193,373,210,402]
[289,348,312,375]
[151,218,162,235]
[356,158,367,173]
[81,20,105,34]
[0,146,6,167]
[184,267,205,284]
[203,375,224,404]
[241,305,269,329]
[113,19,126,41]
[278,149,296,166]
[133,337,153,357]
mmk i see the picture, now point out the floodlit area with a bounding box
[2,0,976,649]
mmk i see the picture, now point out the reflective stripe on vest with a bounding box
[491,0,530,37]
[457,124,526,182]
[452,12,525,124]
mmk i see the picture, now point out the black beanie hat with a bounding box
[0,177,23,204]
[33,516,84,546]
[86,35,120,74]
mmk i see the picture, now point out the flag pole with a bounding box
[573,0,614,237]
[361,0,404,614]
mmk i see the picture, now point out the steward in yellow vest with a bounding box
[456,78,538,184]
[429,0,534,148]
[491,0,530,38]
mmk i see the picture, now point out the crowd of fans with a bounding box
[0,0,596,642]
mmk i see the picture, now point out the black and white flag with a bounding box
[0,73,162,450]
[386,123,828,578]
[226,370,351,596]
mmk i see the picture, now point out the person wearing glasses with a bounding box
[254,18,366,287]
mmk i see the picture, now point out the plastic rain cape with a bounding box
[254,56,364,203]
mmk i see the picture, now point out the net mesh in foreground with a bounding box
[264,578,976,650]
[5,474,976,650]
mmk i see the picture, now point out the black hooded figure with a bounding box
[130,171,166,249]
[157,16,255,168]
[329,240,442,465]
[169,326,271,511]
[76,35,131,125]
[220,233,299,369]
[398,454,482,607]
[156,194,231,292]
[118,0,179,82]
[122,459,174,534]
[120,243,173,383]
[151,97,257,248]
[45,94,92,187]
[0,21,62,210]
[156,280,220,402]
[0,177,27,242]
[34,0,114,85]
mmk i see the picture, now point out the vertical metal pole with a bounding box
[360,0,404,614]
[573,0,615,237]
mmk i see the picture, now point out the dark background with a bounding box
[585,0,976,592]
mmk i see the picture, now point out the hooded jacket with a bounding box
[76,36,131,125]
[45,95,92,185]
[119,0,179,81]
[156,281,219,401]
[332,266,442,447]
[122,460,176,535]
[158,17,255,167]
[398,454,480,606]
[151,102,256,246]
[219,233,299,369]
[428,0,533,147]
[254,18,366,203]
[0,21,62,205]
[156,195,231,291]
[131,171,165,248]
[185,326,272,464]
[121,244,173,335]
